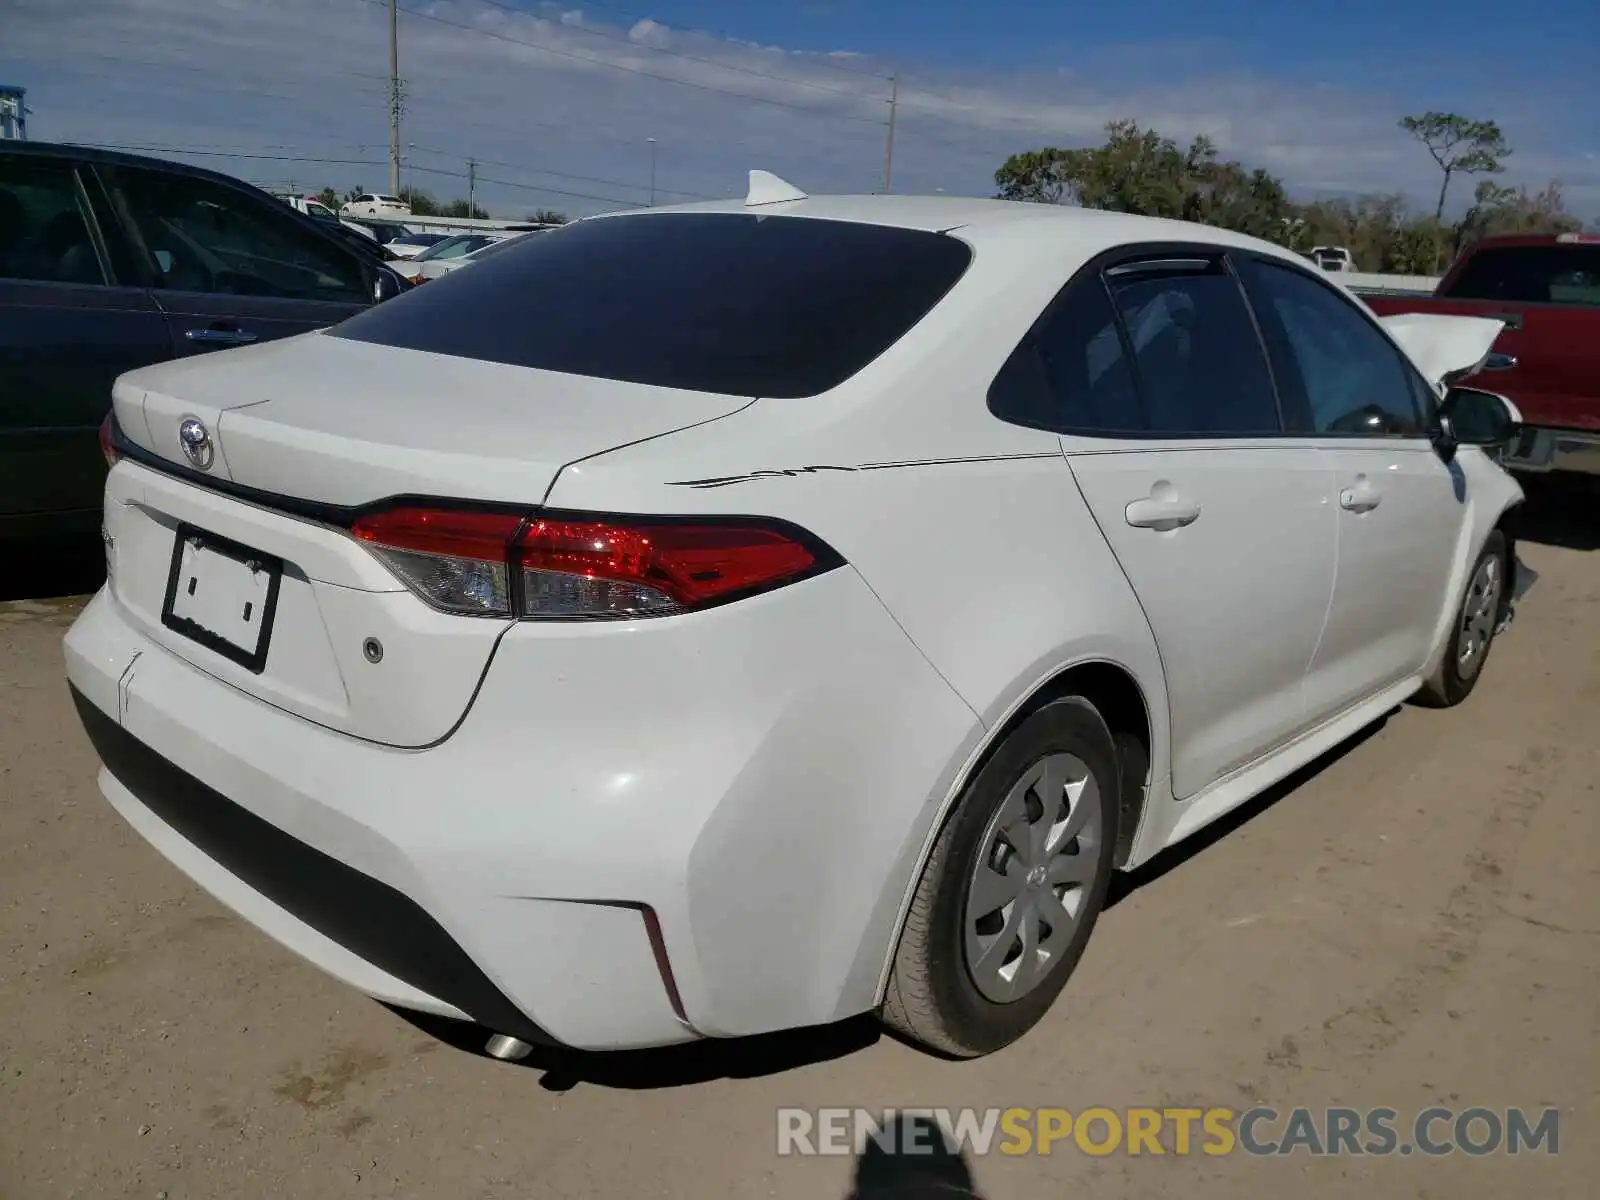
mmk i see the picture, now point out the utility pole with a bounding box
[647,137,657,206]
[387,0,401,196]
[467,158,477,216]
[882,72,898,193]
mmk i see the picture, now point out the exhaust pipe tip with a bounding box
[484,1033,534,1062]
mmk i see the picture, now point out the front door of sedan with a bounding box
[93,163,373,360]
[1235,256,1465,717]
[1001,252,1339,800]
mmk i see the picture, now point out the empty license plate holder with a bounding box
[161,524,283,674]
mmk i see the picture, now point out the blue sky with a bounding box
[4,0,1596,219]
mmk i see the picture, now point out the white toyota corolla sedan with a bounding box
[66,173,1525,1061]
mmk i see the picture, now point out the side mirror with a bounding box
[1438,386,1523,453]
[372,267,407,303]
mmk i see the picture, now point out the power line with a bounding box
[405,144,717,200]
[404,161,637,207]
[8,47,395,90]
[350,0,888,128]
[469,0,889,100]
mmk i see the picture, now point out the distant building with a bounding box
[0,85,29,140]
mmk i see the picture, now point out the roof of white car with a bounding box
[588,190,1292,263]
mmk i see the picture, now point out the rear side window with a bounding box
[0,155,106,286]
[331,213,974,397]
[1105,264,1281,435]
[1447,245,1600,306]
[988,278,1142,433]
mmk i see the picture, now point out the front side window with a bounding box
[332,213,974,397]
[0,155,105,285]
[1105,263,1282,435]
[109,167,368,303]
[1238,257,1425,436]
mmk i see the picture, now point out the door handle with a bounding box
[1482,352,1517,371]
[1125,495,1201,530]
[1339,479,1383,512]
[184,326,258,346]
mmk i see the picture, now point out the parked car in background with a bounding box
[409,230,536,281]
[1363,233,1600,478]
[385,232,450,259]
[1310,245,1356,272]
[341,217,416,246]
[341,193,411,219]
[390,232,509,280]
[65,182,1524,1063]
[0,141,410,541]
[280,195,340,223]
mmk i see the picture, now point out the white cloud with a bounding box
[1,0,1593,219]
[626,19,671,49]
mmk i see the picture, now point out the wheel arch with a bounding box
[871,655,1158,1007]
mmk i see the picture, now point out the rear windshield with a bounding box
[1448,244,1600,306]
[330,212,974,397]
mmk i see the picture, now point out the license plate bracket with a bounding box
[161,524,283,674]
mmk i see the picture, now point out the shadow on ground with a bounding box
[1514,475,1600,552]
[384,1004,883,1092]
[1105,712,1393,908]
[844,1114,985,1199]
[0,535,105,603]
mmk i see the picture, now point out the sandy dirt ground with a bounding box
[1,494,1595,1200]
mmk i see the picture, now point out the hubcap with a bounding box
[964,752,1103,1004]
[1457,554,1502,681]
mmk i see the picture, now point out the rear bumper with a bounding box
[64,565,980,1050]
[1503,426,1600,476]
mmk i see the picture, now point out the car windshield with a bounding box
[331,212,975,397]
[411,235,474,262]
[464,234,536,261]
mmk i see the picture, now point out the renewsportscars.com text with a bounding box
[776,1106,1562,1158]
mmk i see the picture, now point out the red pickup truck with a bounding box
[1362,232,1600,478]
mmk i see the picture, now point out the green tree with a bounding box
[442,197,490,219]
[524,208,569,225]
[1398,112,1511,219]
[399,186,442,216]
[314,187,340,210]
[993,120,1291,235]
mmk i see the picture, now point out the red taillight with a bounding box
[350,506,831,620]
[351,507,524,616]
[99,413,120,468]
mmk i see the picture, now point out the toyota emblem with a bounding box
[178,416,214,471]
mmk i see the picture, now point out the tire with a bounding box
[881,696,1121,1058]
[1417,529,1508,708]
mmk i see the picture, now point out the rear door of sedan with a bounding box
[988,246,1339,800]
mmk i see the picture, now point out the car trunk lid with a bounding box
[113,330,755,506]
[105,332,754,747]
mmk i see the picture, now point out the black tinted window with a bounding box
[0,155,106,285]
[331,213,974,397]
[1107,265,1281,435]
[1448,244,1600,306]
[1239,258,1424,436]
[108,166,368,303]
[989,278,1141,433]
